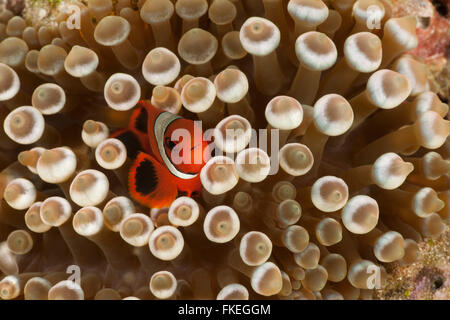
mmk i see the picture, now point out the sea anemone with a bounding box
[0,0,448,300]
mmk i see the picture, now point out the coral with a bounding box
[376,221,450,299]
[390,0,450,101]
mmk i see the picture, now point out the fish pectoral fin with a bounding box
[128,152,178,209]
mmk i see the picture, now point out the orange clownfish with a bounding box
[111,100,211,208]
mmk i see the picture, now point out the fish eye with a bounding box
[164,137,176,150]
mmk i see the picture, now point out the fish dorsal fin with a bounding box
[128,104,148,134]
[154,112,198,180]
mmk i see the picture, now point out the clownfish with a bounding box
[111,100,211,208]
